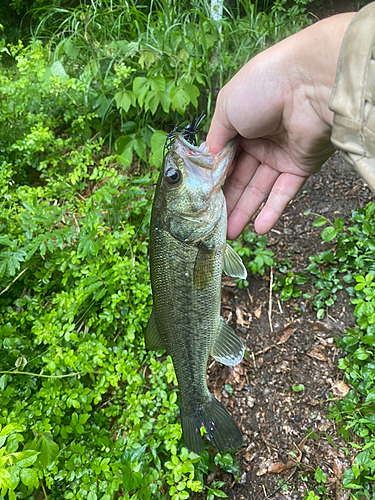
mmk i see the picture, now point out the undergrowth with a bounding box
[0,40,243,499]
[234,204,375,499]
[0,1,318,498]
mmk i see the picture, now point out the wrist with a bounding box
[293,13,356,127]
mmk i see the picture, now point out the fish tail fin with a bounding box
[180,396,242,454]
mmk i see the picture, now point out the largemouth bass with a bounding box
[146,132,247,454]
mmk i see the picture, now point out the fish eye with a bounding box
[165,168,182,185]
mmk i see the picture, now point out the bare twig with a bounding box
[251,351,257,370]
[268,267,273,334]
[0,268,29,296]
[253,341,285,357]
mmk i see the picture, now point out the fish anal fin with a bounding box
[223,243,247,279]
[180,395,242,454]
[211,317,244,367]
[145,308,166,351]
[194,243,215,291]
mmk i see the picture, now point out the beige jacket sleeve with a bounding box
[329,2,375,191]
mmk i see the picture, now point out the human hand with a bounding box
[206,13,355,238]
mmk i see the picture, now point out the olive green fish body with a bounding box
[147,135,246,453]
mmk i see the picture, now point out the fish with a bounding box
[146,128,247,454]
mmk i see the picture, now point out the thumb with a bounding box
[206,88,238,155]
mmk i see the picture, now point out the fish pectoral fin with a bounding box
[193,243,215,291]
[145,308,166,351]
[223,243,247,279]
[211,317,244,367]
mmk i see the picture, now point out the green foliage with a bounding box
[292,384,305,393]
[304,492,320,500]
[0,423,41,498]
[232,229,308,301]
[31,0,313,149]
[305,206,375,318]
[304,204,375,499]
[0,2,317,498]
[231,230,275,287]
[273,261,308,302]
[0,40,247,499]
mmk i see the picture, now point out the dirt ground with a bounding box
[202,153,373,500]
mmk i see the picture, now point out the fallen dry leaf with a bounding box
[308,320,333,332]
[331,380,350,397]
[243,451,256,462]
[235,305,250,328]
[307,345,328,361]
[276,323,297,343]
[307,398,320,406]
[254,306,262,319]
[228,364,244,385]
[268,461,296,474]
[256,467,268,477]
[333,458,343,478]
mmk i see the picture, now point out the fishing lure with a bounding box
[163,111,206,157]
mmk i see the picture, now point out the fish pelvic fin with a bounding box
[180,396,242,454]
[223,243,247,279]
[211,317,244,367]
[145,308,166,351]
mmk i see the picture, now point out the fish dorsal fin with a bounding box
[223,243,247,279]
[211,317,244,367]
[145,308,166,351]
[194,243,215,291]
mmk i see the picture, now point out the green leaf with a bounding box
[0,468,11,489]
[134,139,147,162]
[334,217,345,230]
[13,450,39,468]
[353,347,370,360]
[20,468,39,488]
[149,130,168,168]
[312,217,327,227]
[133,77,150,107]
[170,87,190,115]
[183,83,199,107]
[25,433,59,469]
[0,424,23,438]
[63,39,80,59]
[151,76,165,92]
[315,465,326,484]
[159,91,171,113]
[116,135,134,167]
[51,61,68,80]
[321,226,338,242]
[178,492,190,500]
[115,90,132,112]
[224,384,233,395]
[211,490,227,498]
[292,384,305,392]
[144,92,159,115]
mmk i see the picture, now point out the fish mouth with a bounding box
[176,134,211,160]
[172,133,239,190]
[172,134,215,173]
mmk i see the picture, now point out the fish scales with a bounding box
[146,133,247,454]
[150,207,225,400]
